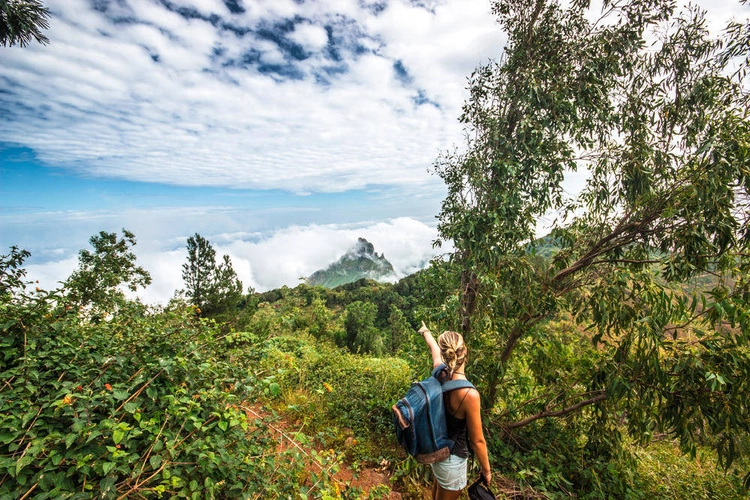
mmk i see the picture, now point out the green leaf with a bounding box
[269,382,281,397]
[149,455,162,470]
[218,421,228,432]
[112,429,125,444]
[65,432,77,449]
[0,431,19,444]
[102,462,116,475]
[86,430,102,443]
[112,390,129,401]
[99,477,117,499]
[0,319,18,330]
[15,454,33,475]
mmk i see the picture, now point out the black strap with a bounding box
[447,387,472,417]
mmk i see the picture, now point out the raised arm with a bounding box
[418,321,443,368]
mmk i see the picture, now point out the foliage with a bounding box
[310,296,333,339]
[181,233,243,317]
[387,304,410,354]
[64,229,152,314]
[341,301,383,355]
[717,0,750,78]
[4,237,749,497]
[0,246,30,298]
[0,250,339,498]
[253,334,412,440]
[434,0,750,472]
[487,413,746,499]
[0,0,50,47]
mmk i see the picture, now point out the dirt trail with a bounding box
[241,402,416,499]
[239,402,533,499]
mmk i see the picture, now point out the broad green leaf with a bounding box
[112,429,125,444]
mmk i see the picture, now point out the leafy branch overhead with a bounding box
[434,0,750,469]
[0,0,50,47]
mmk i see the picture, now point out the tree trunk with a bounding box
[460,269,479,335]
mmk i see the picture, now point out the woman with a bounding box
[418,321,492,500]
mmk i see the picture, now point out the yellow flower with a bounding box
[62,394,73,405]
[323,382,333,393]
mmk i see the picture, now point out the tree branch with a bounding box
[503,391,608,429]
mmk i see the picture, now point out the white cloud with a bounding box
[289,23,330,51]
[25,256,78,292]
[22,217,444,306]
[0,0,503,194]
[218,216,444,292]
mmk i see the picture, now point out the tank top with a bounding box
[445,393,470,458]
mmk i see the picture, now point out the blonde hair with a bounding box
[438,331,467,377]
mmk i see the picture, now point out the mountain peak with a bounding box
[348,237,375,258]
[306,238,395,288]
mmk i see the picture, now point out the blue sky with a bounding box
[1,0,746,303]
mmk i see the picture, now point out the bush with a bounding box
[256,334,411,439]
[0,252,335,499]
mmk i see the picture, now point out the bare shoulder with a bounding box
[464,387,481,405]
[457,386,481,414]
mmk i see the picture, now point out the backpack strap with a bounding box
[434,363,476,392]
[431,363,447,379]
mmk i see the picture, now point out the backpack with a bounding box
[392,363,475,463]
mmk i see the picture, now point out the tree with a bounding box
[387,304,410,353]
[0,246,30,299]
[65,229,152,312]
[183,233,217,311]
[434,0,750,470]
[1,0,50,47]
[341,301,383,355]
[181,233,242,316]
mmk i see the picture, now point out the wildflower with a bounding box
[76,385,83,392]
[62,394,73,405]
[323,382,333,393]
[105,383,112,391]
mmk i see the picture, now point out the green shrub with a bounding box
[635,441,746,499]
[0,259,337,499]
[255,335,411,439]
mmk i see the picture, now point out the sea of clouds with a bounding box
[22,216,448,306]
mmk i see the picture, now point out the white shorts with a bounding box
[430,454,468,491]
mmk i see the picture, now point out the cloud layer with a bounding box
[24,216,447,305]
[1,0,504,193]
